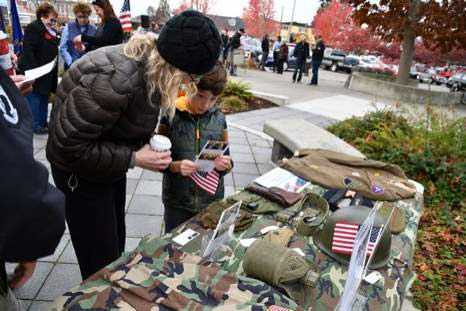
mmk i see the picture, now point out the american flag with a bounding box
[191,170,220,195]
[119,0,132,32]
[267,306,291,311]
[331,222,381,256]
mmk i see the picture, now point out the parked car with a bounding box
[241,36,262,60]
[334,55,360,73]
[259,43,311,71]
[321,48,346,71]
[418,71,433,84]
[431,74,447,85]
[446,72,466,92]
[410,64,426,79]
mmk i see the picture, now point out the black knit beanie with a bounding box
[157,10,222,75]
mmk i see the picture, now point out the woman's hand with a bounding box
[8,261,37,289]
[179,160,199,176]
[11,75,34,96]
[135,144,172,172]
[214,155,232,172]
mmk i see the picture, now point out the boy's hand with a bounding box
[214,155,232,172]
[180,160,199,176]
[135,144,172,172]
[8,261,37,289]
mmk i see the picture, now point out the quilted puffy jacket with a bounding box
[46,44,161,181]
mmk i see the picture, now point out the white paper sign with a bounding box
[172,229,200,246]
[21,57,57,84]
[254,167,310,193]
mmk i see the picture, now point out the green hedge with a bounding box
[328,109,465,310]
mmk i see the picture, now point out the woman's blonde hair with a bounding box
[123,34,196,119]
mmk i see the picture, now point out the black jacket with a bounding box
[47,45,161,181]
[261,38,270,53]
[82,17,123,51]
[293,41,310,61]
[312,40,325,62]
[0,69,65,273]
[18,20,58,95]
[230,32,241,50]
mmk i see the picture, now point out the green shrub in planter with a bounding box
[221,80,253,102]
[219,96,247,113]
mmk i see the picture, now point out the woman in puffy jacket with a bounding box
[46,10,222,280]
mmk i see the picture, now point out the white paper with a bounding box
[21,57,57,84]
[172,229,200,246]
[254,167,310,193]
[240,238,257,247]
[364,271,383,285]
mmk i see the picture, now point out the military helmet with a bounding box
[314,205,391,269]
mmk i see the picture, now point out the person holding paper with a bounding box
[59,2,96,70]
[46,11,222,280]
[18,3,59,135]
[72,0,123,52]
[158,62,233,233]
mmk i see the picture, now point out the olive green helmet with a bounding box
[314,206,391,269]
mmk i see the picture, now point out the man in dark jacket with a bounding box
[292,35,310,83]
[0,69,65,310]
[260,34,269,71]
[228,28,245,76]
[310,35,325,85]
[221,29,230,64]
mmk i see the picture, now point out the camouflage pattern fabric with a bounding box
[52,183,424,311]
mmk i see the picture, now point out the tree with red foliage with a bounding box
[173,0,215,15]
[347,0,466,84]
[312,0,382,54]
[242,0,279,38]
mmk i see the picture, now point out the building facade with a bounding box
[280,21,314,43]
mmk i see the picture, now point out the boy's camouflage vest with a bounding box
[162,106,226,213]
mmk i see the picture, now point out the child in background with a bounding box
[159,62,232,233]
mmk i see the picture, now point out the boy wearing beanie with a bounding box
[159,62,233,232]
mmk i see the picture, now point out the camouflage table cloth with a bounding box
[52,183,424,311]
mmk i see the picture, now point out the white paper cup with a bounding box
[150,135,172,152]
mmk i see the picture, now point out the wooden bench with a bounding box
[263,119,365,163]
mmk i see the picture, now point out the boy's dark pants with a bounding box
[164,206,196,233]
[51,166,126,280]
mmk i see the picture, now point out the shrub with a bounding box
[328,108,466,310]
[219,96,247,113]
[221,80,253,102]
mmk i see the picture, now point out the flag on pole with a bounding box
[119,0,132,32]
[10,0,23,53]
[190,170,220,195]
[331,222,381,256]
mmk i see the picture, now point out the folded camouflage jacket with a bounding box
[53,237,303,311]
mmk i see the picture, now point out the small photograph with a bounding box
[205,141,228,150]
[198,151,222,161]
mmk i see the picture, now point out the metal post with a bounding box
[289,0,296,42]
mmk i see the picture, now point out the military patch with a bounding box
[0,86,19,126]
[343,177,352,187]
[371,185,384,195]
[267,305,292,311]
[343,177,362,188]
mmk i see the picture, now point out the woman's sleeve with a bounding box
[82,18,123,47]
[19,23,40,71]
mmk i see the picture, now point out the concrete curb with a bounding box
[228,122,274,141]
[251,90,289,106]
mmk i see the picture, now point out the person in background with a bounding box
[272,35,282,73]
[158,62,232,233]
[59,2,96,70]
[292,34,309,83]
[277,41,288,74]
[46,11,222,280]
[72,0,123,52]
[309,35,325,86]
[221,28,229,64]
[18,2,59,135]
[260,34,269,71]
[228,28,245,76]
[0,69,65,311]
[136,15,152,35]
